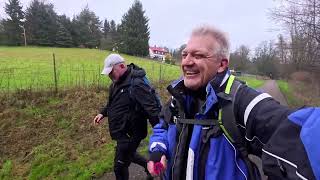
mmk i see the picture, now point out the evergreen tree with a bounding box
[103,19,110,38]
[0,19,6,45]
[110,20,116,34]
[3,0,24,45]
[57,15,74,47]
[58,15,73,36]
[118,0,150,56]
[100,19,115,50]
[25,0,59,46]
[71,17,80,47]
[73,6,102,48]
[55,22,73,47]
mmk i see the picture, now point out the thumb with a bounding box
[160,155,167,170]
[147,161,156,176]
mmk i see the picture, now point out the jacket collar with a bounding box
[168,69,231,114]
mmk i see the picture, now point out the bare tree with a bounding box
[229,45,250,72]
[271,0,320,72]
[253,41,279,78]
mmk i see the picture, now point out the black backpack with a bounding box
[129,75,162,112]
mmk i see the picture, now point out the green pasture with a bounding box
[0,46,181,91]
[238,76,265,89]
[277,80,301,107]
[0,46,267,92]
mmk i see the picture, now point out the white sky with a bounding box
[0,0,283,51]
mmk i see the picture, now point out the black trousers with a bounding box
[114,139,147,180]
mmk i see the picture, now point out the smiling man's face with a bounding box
[181,35,222,90]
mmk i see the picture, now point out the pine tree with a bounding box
[3,0,24,46]
[0,19,6,45]
[73,6,102,48]
[118,0,150,56]
[110,20,116,35]
[100,19,115,50]
[57,15,74,47]
[103,19,110,38]
[55,22,73,47]
[25,0,59,46]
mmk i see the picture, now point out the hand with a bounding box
[93,114,104,125]
[147,155,167,177]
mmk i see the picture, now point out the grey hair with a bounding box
[191,25,230,60]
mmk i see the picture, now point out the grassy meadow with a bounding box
[238,76,265,89]
[0,46,266,179]
[0,46,181,92]
[277,80,320,107]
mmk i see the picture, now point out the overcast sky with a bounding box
[0,0,282,51]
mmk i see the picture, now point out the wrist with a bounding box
[149,151,164,162]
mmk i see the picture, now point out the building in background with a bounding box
[149,46,169,60]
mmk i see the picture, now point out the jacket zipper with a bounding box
[172,123,186,179]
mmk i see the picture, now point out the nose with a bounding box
[182,53,194,66]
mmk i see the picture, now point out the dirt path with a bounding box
[96,159,147,180]
[258,80,288,106]
[97,80,287,180]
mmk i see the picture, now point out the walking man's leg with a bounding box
[130,140,153,179]
[114,141,130,180]
[132,151,147,167]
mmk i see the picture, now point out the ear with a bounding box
[217,59,229,73]
[119,63,125,68]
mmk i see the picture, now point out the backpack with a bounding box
[129,75,162,112]
[171,75,260,180]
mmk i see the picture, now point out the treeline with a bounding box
[172,0,320,79]
[221,0,320,79]
[231,0,320,78]
[0,0,150,56]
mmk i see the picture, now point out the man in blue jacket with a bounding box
[147,25,320,180]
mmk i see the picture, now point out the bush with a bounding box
[164,53,172,64]
[290,71,312,83]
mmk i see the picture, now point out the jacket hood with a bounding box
[128,63,146,78]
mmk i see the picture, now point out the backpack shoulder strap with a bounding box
[218,75,260,180]
[217,75,244,144]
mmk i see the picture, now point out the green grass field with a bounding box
[277,80,320,107]
[0,46,265,92]
[277,80,295,106]
[238,76,265,89]
[0,46,181,91]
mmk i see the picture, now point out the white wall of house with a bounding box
[149,49,165,60]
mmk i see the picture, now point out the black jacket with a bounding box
[101,63,160,140]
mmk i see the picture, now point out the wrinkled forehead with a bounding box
[184,35,219,54]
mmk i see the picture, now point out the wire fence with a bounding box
[0,53,181,94]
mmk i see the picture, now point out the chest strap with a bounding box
[177,118,219,126]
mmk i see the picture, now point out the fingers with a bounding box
[93,116,99,125]
[147,156,167,177]
[160,155,167,170]
[147,161,157,177]
[93,114,103,125]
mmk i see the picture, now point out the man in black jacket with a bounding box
[94,54,160,180]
